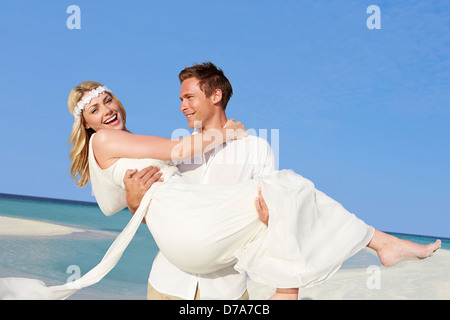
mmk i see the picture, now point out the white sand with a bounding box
[0,216,87,237]
[2,216,448,299]
[248,248,450,300]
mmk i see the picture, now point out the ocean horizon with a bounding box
[0,192,448,299]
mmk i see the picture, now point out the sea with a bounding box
[0,193,448,300]
[0,193,158,299]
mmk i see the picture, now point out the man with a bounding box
[125,62,275,300]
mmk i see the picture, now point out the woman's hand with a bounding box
[224,119,249,140]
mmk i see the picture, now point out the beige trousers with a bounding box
[147,282,249,300]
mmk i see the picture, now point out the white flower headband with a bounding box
[73,85,112,119]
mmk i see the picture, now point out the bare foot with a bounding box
[371,231,441,267]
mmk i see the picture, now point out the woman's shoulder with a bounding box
[90,130,109,156]
[91,129,123,149]
[91,130,133,168]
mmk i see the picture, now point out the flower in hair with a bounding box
[73,85,111,119]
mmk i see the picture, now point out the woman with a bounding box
[0,81,440,300]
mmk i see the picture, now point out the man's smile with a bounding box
[185,112,195,119]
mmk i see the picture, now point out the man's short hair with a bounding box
[179,62,233,110]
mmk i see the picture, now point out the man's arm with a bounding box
[123,166,163,220]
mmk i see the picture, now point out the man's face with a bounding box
[179,77,215,129]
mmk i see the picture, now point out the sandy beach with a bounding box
[0,216,87,237]
[1,215,448,300]
[0,216,117,238]
[248,247,450,300]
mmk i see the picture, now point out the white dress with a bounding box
[0,137,374,299]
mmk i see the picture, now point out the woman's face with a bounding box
[82,92,125,132]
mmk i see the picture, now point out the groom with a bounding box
[124,62,275,300]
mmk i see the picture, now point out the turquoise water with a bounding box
[0,193,159,299]
[0,193,448,299]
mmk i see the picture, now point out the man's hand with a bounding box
[255,187,269,225]
[123,166,164,218]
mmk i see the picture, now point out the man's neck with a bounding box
[201,114,228,132]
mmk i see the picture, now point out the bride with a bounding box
[0,81,440,300]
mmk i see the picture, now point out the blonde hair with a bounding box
[67,81,127,187]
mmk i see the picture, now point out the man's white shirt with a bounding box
[148,133,276,300]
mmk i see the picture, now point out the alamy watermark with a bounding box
[170,125,280,170]
[67,5,381,31]
[66,5,81,30]
[367,5,381,30]
[66,264,81,289]
[64,263,382,293]
[366,265,381,290]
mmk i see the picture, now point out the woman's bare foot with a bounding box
[368,230,441,267]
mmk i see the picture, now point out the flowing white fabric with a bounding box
[0,182,156,299]
[0,137,375,299]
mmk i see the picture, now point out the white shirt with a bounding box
[148,134,275,299]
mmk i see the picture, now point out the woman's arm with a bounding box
[92,120,247,169]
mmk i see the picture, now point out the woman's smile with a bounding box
[104,113,119,126]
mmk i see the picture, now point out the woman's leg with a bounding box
[367,229,441,267]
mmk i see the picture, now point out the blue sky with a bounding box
[0,1,449,238]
